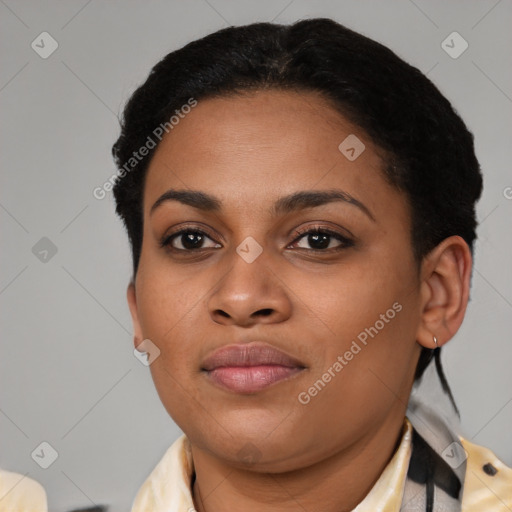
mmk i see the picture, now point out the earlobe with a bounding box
[127,282,143,349]
[416,236,472,350]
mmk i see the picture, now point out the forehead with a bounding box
[143,89,405,221]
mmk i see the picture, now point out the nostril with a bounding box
[257,308,273,317]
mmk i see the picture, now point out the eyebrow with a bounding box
[150,189,375,221]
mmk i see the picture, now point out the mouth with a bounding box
[201,342,306,394]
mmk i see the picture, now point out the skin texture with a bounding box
[127,89,472,512]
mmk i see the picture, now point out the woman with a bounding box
[111,18,511,512]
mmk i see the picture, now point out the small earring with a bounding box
[433,335,438,348]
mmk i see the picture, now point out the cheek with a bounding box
[298,253,420,397]
[135,267,209,382]
[136,273,207,425]
[322,299,420,417]
[292,255,412,336]
[137,263,201,335]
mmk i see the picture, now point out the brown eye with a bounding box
[290,228,353,251]
[161,229,221,252]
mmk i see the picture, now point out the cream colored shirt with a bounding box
[132,417,512,512]
[0,470,47,512]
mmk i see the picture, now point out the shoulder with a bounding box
[131,434,195,512]
[460,436,512,512]
[0,469,47,512]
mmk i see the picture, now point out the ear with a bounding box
[127,281,143,349]
[415,236,472,350]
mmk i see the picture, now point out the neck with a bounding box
[191,409,407,512]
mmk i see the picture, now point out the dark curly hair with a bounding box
[111,18,483,406]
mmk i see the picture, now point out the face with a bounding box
[128,89,424,471]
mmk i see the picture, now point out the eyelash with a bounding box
[160,225,354,254]
[291,227,354,251]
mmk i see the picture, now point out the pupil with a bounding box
[182,232,203,249]
[309,233,329,249]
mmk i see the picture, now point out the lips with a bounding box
[201,342,305,393]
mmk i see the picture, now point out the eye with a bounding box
[160,226,353,254]
[160,229,221,252]
[289,227,353,252]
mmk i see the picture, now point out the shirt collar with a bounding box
[131,417,413,512]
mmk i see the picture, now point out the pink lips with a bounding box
[201,342,305,393]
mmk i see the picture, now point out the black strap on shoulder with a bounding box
[407,427,462,511]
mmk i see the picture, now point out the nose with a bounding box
[207,248,292,327]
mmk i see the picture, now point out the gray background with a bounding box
[1,1,511,510]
